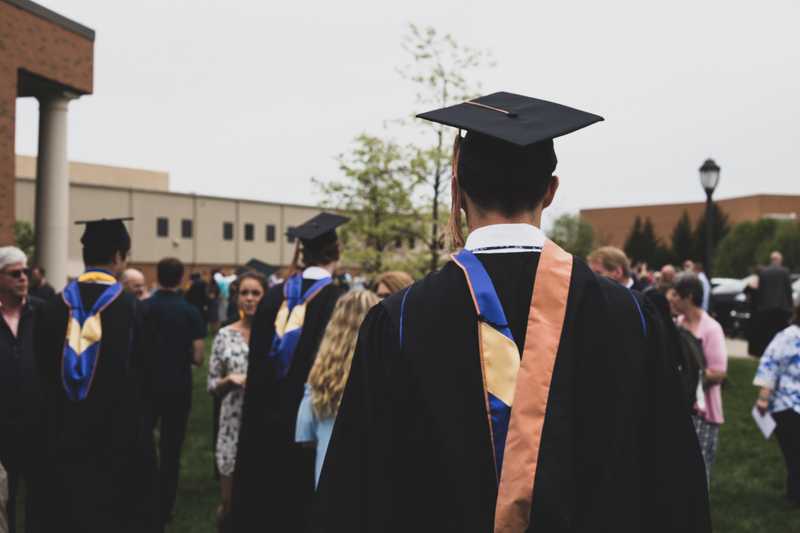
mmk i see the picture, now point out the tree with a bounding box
[714,219,778,277]
[400,24,493,272]
[692,202,730,265]
[671,211,694,264]
[624,216,645,263]
[14,221,34,259]
[548,213,595,259]
[624,216,671,267]
[763,221,800,272]
[316,134,421,274]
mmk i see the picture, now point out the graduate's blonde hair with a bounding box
[308,290,380,418]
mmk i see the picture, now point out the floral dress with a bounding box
[754,324,800,414]
[208,326,249,476]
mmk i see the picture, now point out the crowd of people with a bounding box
[588,245,799,500]
[0,92,798,532]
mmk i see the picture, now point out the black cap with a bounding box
[287,212,349,249]
[76,217,132,250]
[416,91,603,147]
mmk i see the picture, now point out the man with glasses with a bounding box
[0,246,44,532]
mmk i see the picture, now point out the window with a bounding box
[287,226,296,243]
[244,223,254,241]
[408,236,417,249]
[181,219,193,239]
[156,217,168,237]
[223,222,234,241]
[394,236,403,248]
[266,224,276,242]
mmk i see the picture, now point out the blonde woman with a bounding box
[295,290,380,487]
[373,271,414,299]
[207,272,267,528]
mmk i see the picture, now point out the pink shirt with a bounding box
[679,311,728,424]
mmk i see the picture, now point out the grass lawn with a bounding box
[16,346,793,531]
[708,357,796,532]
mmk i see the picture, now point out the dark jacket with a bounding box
[0,296,44,450]
[756,265,793,312]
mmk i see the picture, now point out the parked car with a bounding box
[794,277,800,307]
[711,274,800,338]
[711,277,752,338]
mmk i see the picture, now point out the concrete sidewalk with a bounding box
[726,338,752,359]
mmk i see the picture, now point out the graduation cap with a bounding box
[416,91,603,148]
[287,212,349,249]
[75,217,132,250]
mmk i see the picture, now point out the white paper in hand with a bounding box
[751,406,776,439]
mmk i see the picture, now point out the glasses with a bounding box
[1,268,29,279]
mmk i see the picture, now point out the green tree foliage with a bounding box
[671,211,694,263]
[763,221,800,271]
[400,24,493,272]
[692,202,730,264]
[715,218,781,277]
[624,216,673,268]
[316,134,422,274]
[14,221,35,259]
[624,216,644,262]
[548,213,594,259]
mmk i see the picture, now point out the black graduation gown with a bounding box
[314,253,711,533]
[34,284,158,533]
[232,278,344,532]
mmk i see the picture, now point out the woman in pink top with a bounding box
[669,273,728,487]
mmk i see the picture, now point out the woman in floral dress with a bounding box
[208,272,267,529]
[754,303,800,507]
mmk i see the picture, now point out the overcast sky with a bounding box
[14,0,800,229]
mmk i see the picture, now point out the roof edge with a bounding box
[580,193,800,213]
[14,175,322,211]
[3,0,95,41]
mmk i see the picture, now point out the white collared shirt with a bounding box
[303,266,332,280]
[464,224,546,254]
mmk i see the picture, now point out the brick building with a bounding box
[1,0,94,286]
[580,194,800,248]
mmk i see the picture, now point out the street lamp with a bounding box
[699,158,721,277]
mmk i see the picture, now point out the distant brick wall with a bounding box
[0,0,93,243]
[581,195,800,249]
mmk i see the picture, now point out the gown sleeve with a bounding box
[313,303,398,533]
[571,284,710,533]
[638,296,712,532]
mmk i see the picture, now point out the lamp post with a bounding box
[699,158,721,277]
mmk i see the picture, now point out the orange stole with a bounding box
[494,239,573,532]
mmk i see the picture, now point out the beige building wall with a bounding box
[131,190,195,264]
[15,175,323,279]
[282,205,322,265]
[16,154,169,191]
[195,196,240,265]
[238,201,284,265]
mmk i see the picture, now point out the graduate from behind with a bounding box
[315,93,711,533]
[34,218,158,532]
[232,213,348,532]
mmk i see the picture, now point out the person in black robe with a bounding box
[231,213,348,532]
[34,218,158,533]
[314,93,710,532]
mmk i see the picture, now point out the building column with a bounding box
[34,93,74,290]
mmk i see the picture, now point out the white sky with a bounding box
[14,0,800,229]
